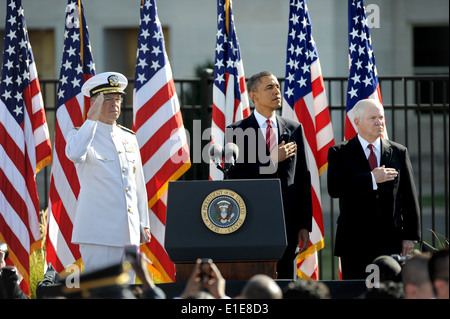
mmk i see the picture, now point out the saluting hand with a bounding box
[86,93,104,121]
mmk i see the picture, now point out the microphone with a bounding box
[208,143,224,167]
[224,143,239,170]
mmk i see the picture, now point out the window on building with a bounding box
[103,27,170,126]
[0,29,56,109]
[104,26,170,81]
[0,29,55,79]
[413,26,449,105]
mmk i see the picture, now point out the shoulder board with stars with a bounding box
[117,124,136,135]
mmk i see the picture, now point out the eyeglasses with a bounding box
[104,97,123,103]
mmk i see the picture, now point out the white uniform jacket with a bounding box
[66,120,150,247]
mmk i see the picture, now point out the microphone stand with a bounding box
[215,161,235,179]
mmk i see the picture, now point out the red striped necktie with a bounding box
[266,119,277,151]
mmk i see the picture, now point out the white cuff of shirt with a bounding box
[371,172,378,190]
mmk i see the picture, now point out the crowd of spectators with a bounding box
[1,242,448,300]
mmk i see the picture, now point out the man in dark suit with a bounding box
[327,99,421,279]
[225,71,313,279]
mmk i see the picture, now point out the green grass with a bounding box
[30,248,45,299]
[421,194,446,208]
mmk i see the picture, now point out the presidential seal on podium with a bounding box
[201,189,246,234]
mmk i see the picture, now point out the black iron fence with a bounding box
[36,74,449,279]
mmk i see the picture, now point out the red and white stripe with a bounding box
[210,56,250,180]
[46,91,87,273]
[282,59,334,279]
[0,60,52,295]
[45,0,95,274]
[133,61,191,283]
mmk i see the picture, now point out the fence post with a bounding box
[200,68,214,130]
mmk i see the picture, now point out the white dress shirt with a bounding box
[254,109,279,145]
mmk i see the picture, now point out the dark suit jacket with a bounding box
[327,135,421,257]
[226,113,313,245]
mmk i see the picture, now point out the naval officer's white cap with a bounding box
[81,72,128,97]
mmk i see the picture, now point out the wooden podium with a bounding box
[165,179,287,281]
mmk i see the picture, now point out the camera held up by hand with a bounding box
[390,254,409,266]
[0,242,8,262]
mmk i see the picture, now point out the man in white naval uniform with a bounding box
[65,72,151,278]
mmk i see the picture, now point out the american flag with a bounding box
[345,0,386,140]
[46,0,95,274]
[282,0,334,280]
[133,0,191,283]
[210,0,250,180]
[0,0,52,295]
